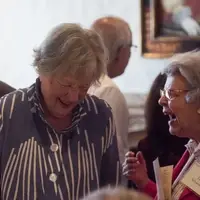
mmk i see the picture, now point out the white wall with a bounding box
[0,0,169,93]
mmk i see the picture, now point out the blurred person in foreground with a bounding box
[81,186,152,200]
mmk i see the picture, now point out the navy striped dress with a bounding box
[0,79,121,200]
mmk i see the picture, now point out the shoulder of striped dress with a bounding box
[0,87,31,114]
[82,94,112,117]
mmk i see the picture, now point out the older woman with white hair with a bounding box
[0,23,121,200]
[81,186,152,200]
[123,51,200,199]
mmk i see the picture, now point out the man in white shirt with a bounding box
[88,16,132,165]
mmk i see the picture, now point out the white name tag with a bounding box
[181,161,200,197]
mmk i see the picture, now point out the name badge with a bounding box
[181,161,200,197]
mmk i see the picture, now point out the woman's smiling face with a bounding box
[159,74,200,141]
[40,75,90,119]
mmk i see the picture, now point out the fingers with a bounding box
[122,163,144,182]
[124,151,144,163]
[122,158,141,176]
[123,161,140,171]
[136,151,145,164]
[123,169,137,178]
[122,156,138,169]
[125,151,135,157]
[123,151,146,169]
[123,151,144,166]
[123,151,147,177]
[123,151,136,166]
[123,157,138,165]
[123,166,136,177]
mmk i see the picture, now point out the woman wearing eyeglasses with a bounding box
[123,51,200,200]
[134,73,188,184]
[0,23,121,200]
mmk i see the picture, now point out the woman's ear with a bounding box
[197,108,200,114]
[116,46,125,60]
[113,47,122,62]
[39,74,53,85]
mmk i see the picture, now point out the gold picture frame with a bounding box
[150,0,200,41]
[141,0,181,58]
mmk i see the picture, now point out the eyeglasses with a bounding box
[132,44,137,48]
[55,79,89,94]
[160,89,190,100]
[130,44,137,50]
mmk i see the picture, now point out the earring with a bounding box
[197,108,200,114]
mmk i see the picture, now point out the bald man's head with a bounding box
[91,16,132,78]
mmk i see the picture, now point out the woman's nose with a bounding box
[68,89,79,102]
[158,95,168,106]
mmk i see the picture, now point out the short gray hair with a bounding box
[91,16,132,62]
[81,187,152,200]
[163,50,200,103]
[33,23,108,84]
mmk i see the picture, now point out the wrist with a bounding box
[136,178,149,189]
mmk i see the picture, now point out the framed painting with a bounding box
[141,0,181,58]
[150,0,200,41]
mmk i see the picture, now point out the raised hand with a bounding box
[122,151,149,189]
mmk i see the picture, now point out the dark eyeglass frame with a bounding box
[132,44,137,48]
[129,44,137,49]
[55,78,89,94]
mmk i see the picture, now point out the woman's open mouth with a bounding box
[169,113,177,121]
[59,98,70,108]
[164,110,178,125]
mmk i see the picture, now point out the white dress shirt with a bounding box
[88,75,129,164]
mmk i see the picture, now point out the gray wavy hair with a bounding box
[163,50,200,103]
[81,187,152,200]
[91,16,132,62]
[33,23,108,84]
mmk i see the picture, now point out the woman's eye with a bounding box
[80,85,89,89]
[169,92,179,98]
[79,87,87,91]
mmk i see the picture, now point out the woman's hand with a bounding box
[122,151,149,189]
